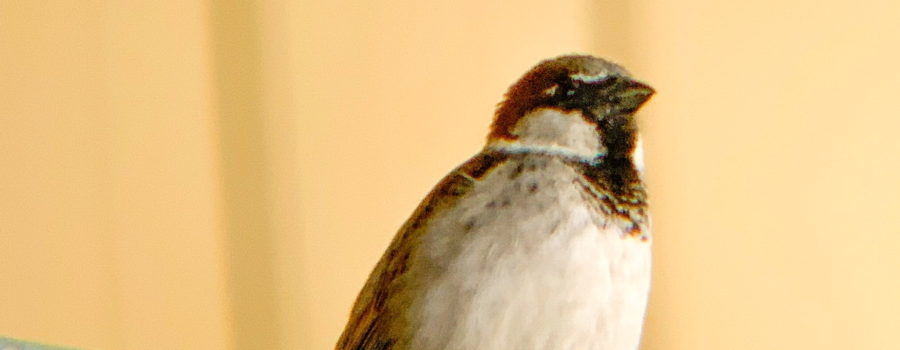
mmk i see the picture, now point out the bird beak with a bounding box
[614,78,655,113]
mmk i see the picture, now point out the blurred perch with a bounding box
[0,337,78,350]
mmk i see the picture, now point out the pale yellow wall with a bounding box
[2,0,900,349]
[635,1,900,349]
[1,1,229,349]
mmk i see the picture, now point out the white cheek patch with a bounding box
[489,108,606,160]
[632,136,645,173]
[569,72,610,83]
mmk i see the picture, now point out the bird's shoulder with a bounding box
[335,151,504,350]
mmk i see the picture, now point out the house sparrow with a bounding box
[336,55,655,350]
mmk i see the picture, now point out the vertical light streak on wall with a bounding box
[586,0,637,64]
[100,1,230,349]
[209,1,282,349]
[1,1,231,349]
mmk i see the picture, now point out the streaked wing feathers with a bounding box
[335,153,507,350]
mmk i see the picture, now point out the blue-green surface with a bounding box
[0,337,80,350]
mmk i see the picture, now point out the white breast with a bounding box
[408,157,651,350]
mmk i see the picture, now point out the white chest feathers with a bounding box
[407,157,651,350]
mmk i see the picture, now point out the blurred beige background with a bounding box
[2,0,899,349]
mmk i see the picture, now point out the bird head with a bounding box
[488,55,654,161]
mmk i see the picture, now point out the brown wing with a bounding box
[335,152,508,350]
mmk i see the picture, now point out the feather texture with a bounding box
[337,55,654,350]
[337,150,649,350]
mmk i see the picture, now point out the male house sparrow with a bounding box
[337,55,655,350]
